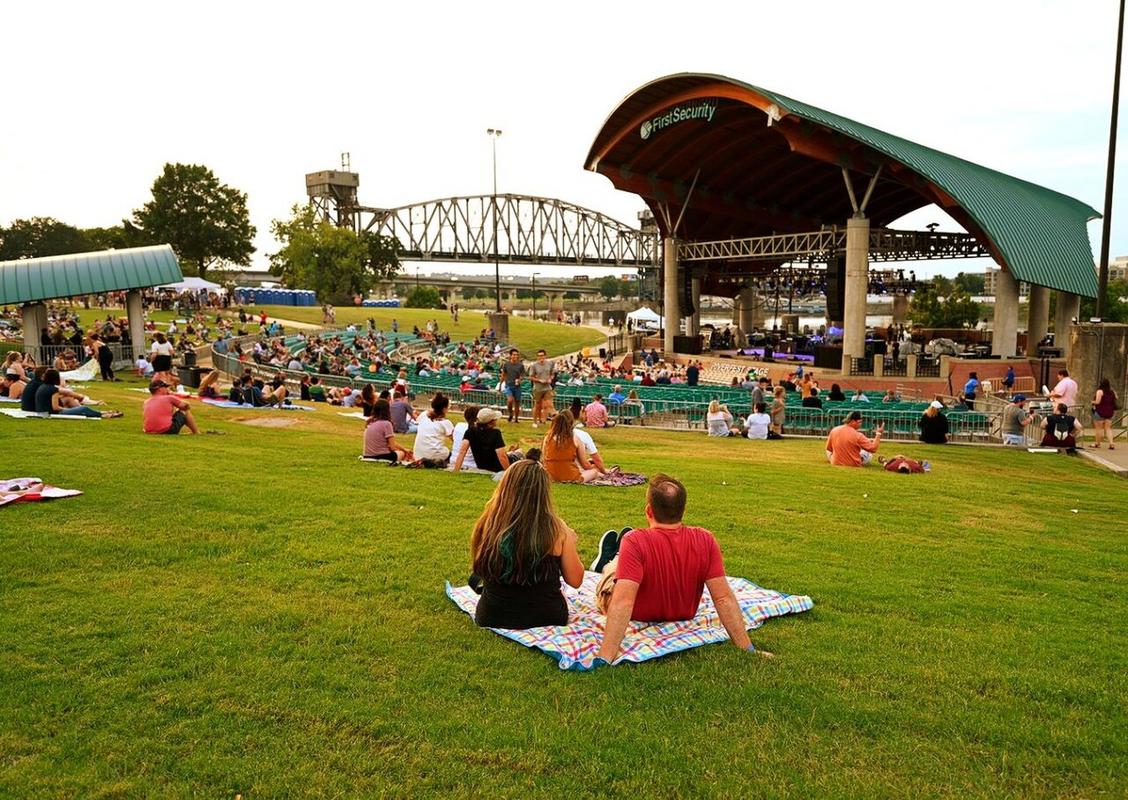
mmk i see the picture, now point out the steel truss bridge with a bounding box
[333,194,659,268]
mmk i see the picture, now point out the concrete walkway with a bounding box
[1077,434,1128,477]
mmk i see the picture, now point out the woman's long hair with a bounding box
[708,399,720,414]
[470,460,562,585]
[546,411,574,449]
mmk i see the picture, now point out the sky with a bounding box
[0,0,1123,281]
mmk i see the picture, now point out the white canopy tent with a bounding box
[157,276,226,294]
[626,306,662,329]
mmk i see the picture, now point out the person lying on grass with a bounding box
[469,460,584,630]
[363,398,413,463]
[197,369,224,400]
[30,368,123,418]
[542,412,601,483]
[451,407,524,474]
[142,379,197,434]
[589,473,771,664]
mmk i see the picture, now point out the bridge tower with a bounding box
[306,155,361,231]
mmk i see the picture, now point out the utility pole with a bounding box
[532,272,539,318]
[1098,0,1125,318]
[487,128,503,313]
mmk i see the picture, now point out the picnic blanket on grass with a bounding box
[582,470,647,487]
[1,477,83,507]
[446,571,813,670]
[0,396,20,403]
[201,399,315,411]
[0,408,99,420]
[61,360,98,382]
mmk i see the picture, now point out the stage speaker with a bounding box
[826,253,846,322]
[679,270,696,317]
[673,335,702,355]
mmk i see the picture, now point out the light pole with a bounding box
[1098,0,1125,318]
[532,272,540,319]
[487,128,503,312]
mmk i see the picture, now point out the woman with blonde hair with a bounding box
[470,460,584,629]
[706,399,736,437]
[542,411,601,483]
[197,368,223,399]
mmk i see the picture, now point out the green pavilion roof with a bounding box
[586,73,1100,297]
[0,245,183,305]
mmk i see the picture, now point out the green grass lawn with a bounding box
[1,380,1125,797]
[230,304,605,357]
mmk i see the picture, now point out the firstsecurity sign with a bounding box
[640,100,718,140]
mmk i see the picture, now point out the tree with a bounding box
[0,217,89,260]
[953,271,985,295]
[404,286,442,309]
[908,285,982,328]
[132,163,255,279]
[598,276,620,300]
[82,224,138,252]
[269,205,400,304]
[1081,279,1128,324]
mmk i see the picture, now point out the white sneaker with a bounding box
[532,423,539,428]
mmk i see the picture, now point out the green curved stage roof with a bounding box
[0,245,183,305]
[587,73,1101,297]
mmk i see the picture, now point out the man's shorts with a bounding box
[507,385,522,404]
[825,449,872,465]
[165,410,187,435]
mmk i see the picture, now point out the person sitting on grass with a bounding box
[250,377,289,407]
[135,354,154,377]
[4,368,25,400]
[142,379,197,433]
[745,402,774,440]
[706,399,737,437]
[450,406,480,471]
[452,408,522,474]
[825,411,884,466]
[588,474,772,665]
[197,369,223,400]
[390,389,418,434]
[31,368,122,418]
[542,412,601,483]
[414,393,455,466]
[308,376,327,402]
[363,398,413,462]
[468,459,584,630]
[1039,403,1082,452]
[918,401,949,444]
[572,423,609,476]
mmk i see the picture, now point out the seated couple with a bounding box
[19,367,123,418]
[469,466,771,664]
[451,405,527,473]
[541,411,606,483]
[227,376,290,406]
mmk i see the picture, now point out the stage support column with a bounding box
[750,287,766,330]
[1054,291,1081,358]
[126,290,145,362]
[687,275,701,338]
[843,215,870,359]
[21,302,47,359]
[991,266,1019,357]
[1026,284,1049,354]
[738,286,755,335]
[663,237,679,354]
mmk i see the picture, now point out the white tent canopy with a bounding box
[157,277,226,294]
[626,306,662,327]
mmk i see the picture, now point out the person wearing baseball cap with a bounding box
[143,379,199,435]
[1001,394,1034,446]
[825,410,884,466]
[452,407,524,473]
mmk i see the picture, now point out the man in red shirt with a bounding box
[591,474,772,663]
[143,379,199,435]
[825,410,883,466]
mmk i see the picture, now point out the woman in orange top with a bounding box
[542,412,601,483]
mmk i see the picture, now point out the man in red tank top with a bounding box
[591,474,773,664]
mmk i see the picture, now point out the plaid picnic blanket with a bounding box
[446,571,813,670]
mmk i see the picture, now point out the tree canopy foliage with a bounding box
[132,163,255,279]
[403,286,443,309]
[269,205,400,304]
[908,285,982,328]
[1081,279,1128,324]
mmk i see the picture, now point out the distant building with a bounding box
[1107,255,1128,282]
[984,266,1030,297]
